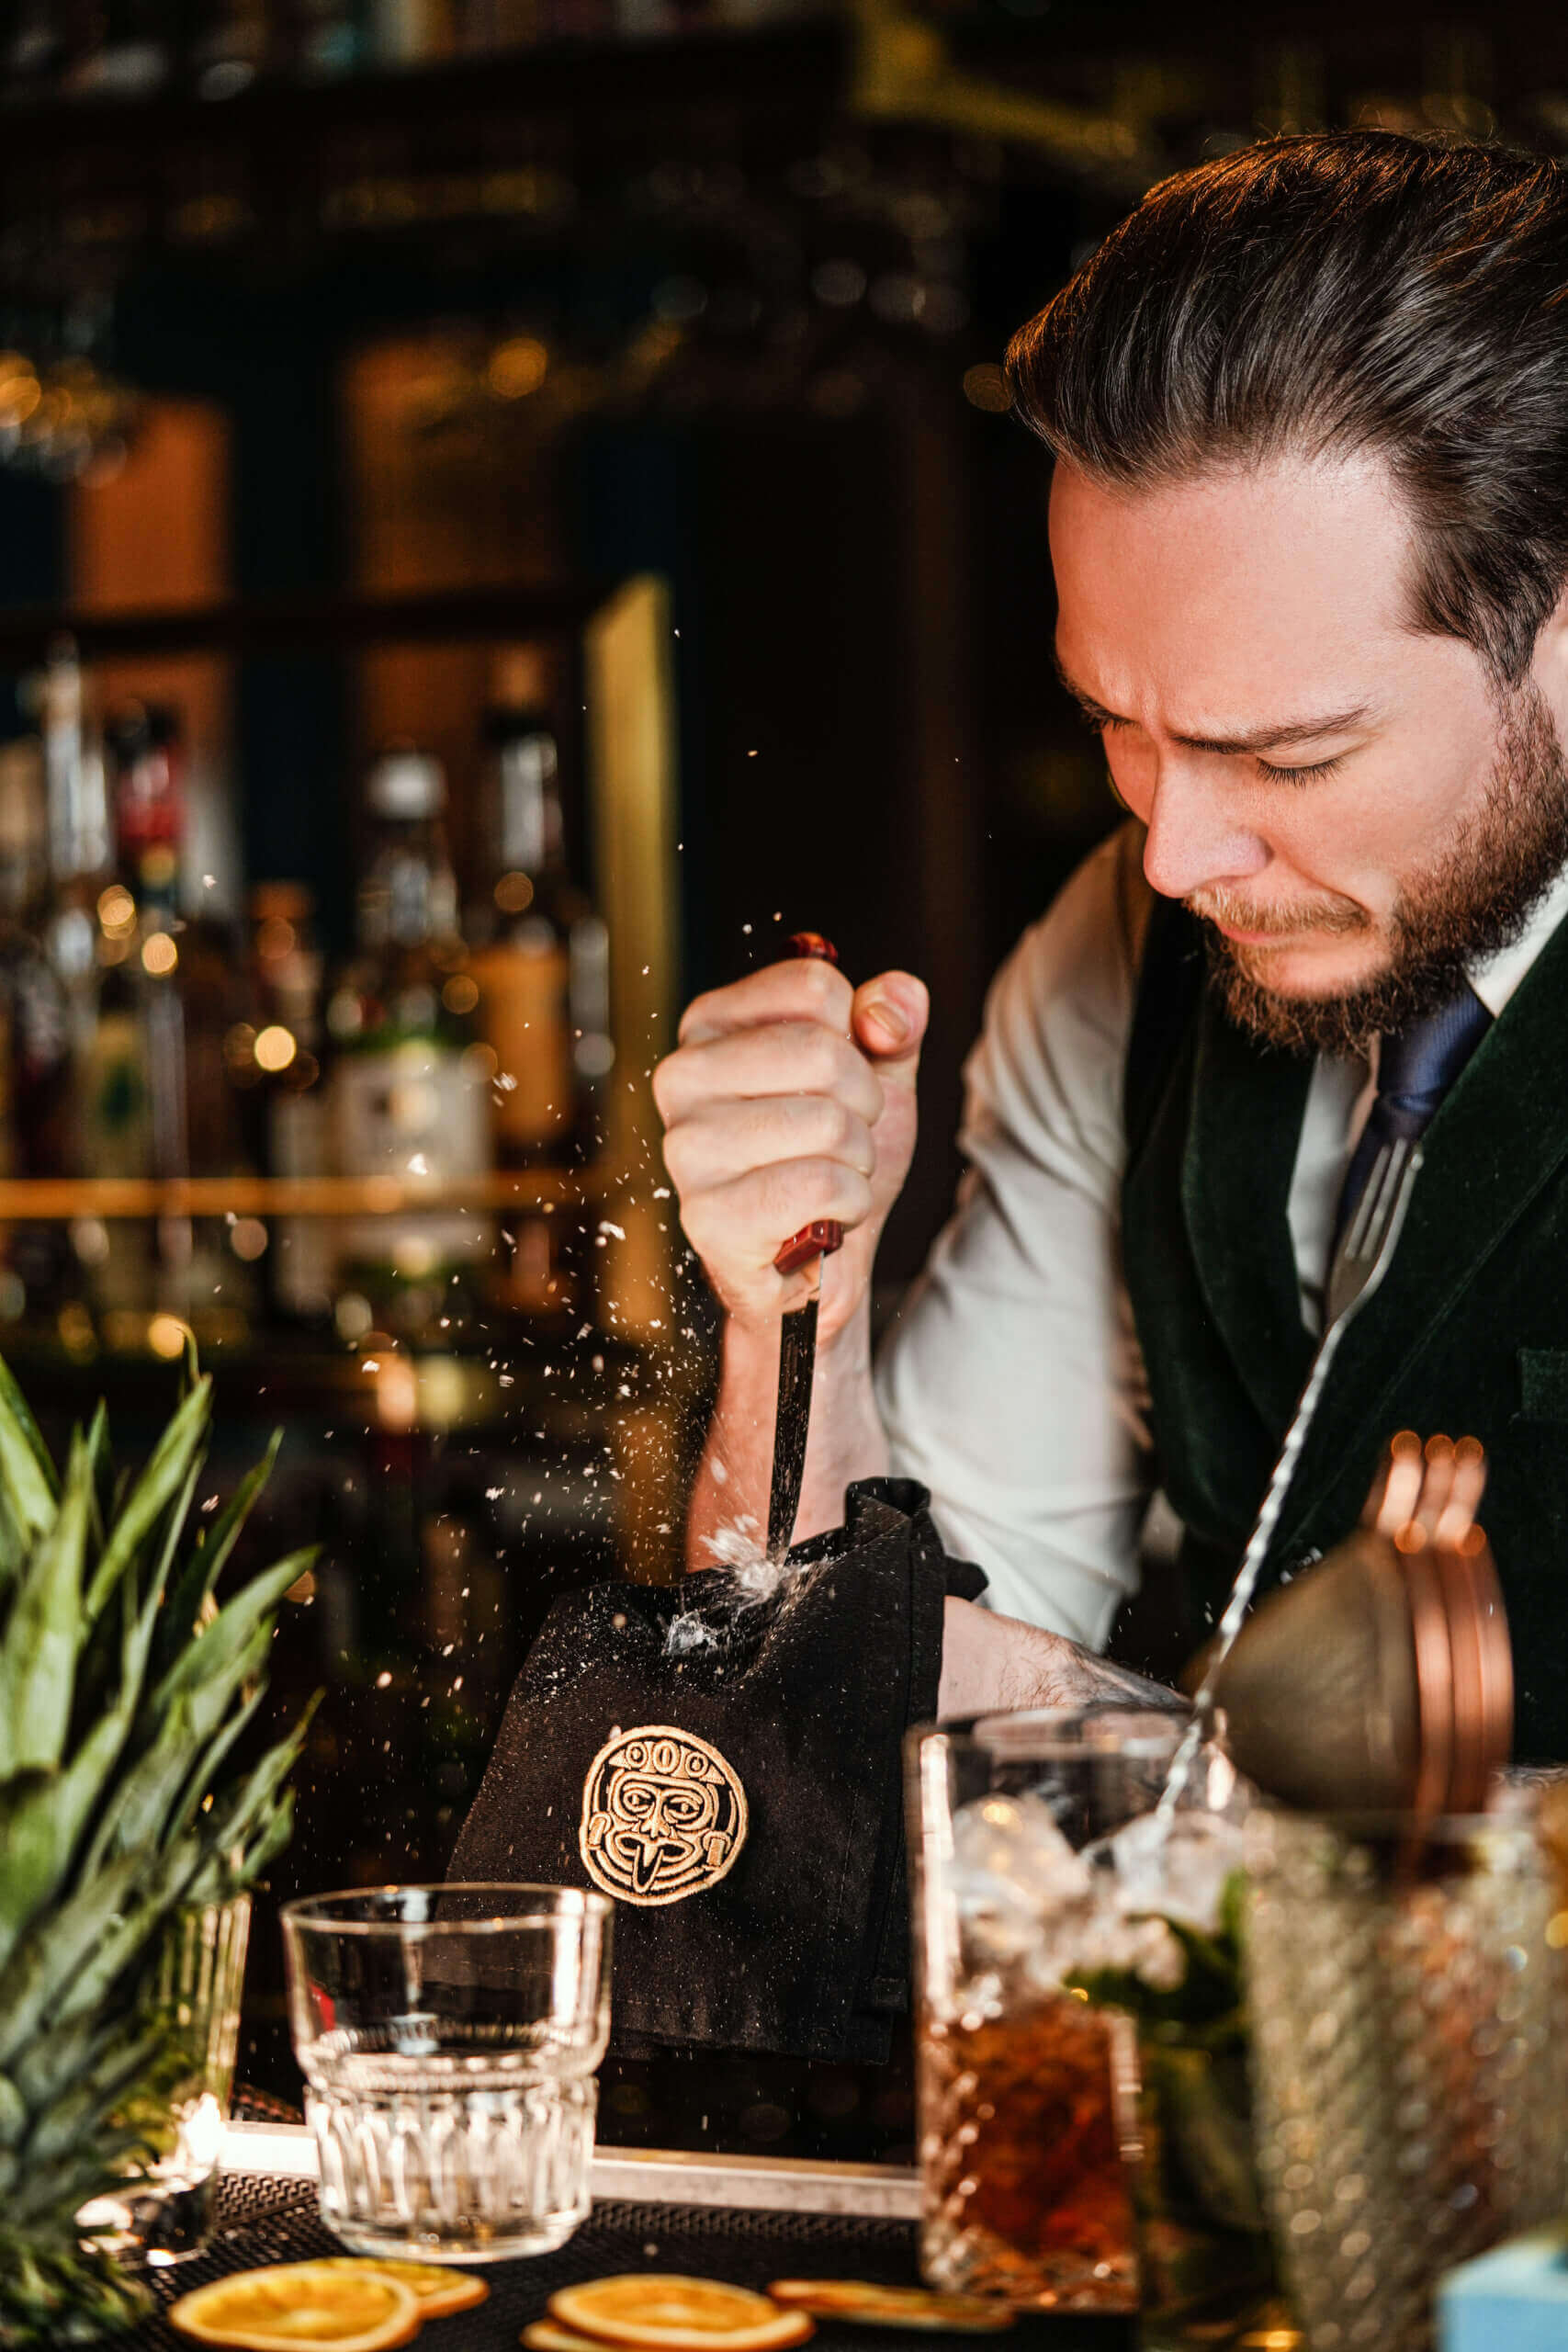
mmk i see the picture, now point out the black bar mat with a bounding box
[123,2175,1135,2350]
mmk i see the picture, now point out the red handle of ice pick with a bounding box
[774,933,847,1277]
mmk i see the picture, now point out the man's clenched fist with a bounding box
[653,955,929,1341]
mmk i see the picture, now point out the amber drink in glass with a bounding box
[908,1710,1184,2313]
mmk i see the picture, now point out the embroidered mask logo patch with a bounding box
[579,1724,749,1905]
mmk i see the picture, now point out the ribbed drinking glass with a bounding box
[283,1883,612,2262]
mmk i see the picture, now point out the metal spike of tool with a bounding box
[766,932,845,1565]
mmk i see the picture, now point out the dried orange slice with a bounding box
[548,2276,814,2349]
[318,2257,489,2317]
[525,2328,624,2352]
[767,2281,1013,2332]
[168,2261,422,2350]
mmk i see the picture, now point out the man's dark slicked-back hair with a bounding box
[1007,131,1568,682]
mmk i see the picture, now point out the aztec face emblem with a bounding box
[579,1724,749,1905]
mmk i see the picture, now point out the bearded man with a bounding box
[654,130,1568,1762]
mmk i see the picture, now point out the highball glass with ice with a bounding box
[283,1883,612,2261]
[908,1710,1185,2312]
[908,1707,1280,2342]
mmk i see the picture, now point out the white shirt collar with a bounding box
[1466,859,1568,1017]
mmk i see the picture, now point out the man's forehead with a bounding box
[1049,447,1421,733]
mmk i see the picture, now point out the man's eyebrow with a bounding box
[1053,659,1377,755]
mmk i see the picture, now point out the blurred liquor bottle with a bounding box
[235,880,333,1322]
[0,735,69,1186]
[40,637,112,1091]
[106,702,186,1187]
[284,0,369,77]
[369,0,455,65]
[327,748,493,1342]
[98,702,226,1324]
[62,0,171,96]
[468,647,609,1318]
[1,2,62,96]
[183,0,273,95]
[451,0,541,56]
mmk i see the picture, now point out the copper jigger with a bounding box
[1208,1522,1512,1817]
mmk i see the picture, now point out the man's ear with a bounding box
[1528,577,1568,731]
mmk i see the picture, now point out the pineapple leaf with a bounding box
[165,1683,266,1853]
[82,1377,211,1627]
[12,2014,119,2119]
[0,1564,166,1967]
[150,1453,203,1612]
[22,2027,166,2166]
[153,1430,282,1682]
[213,1702,316,1853]
[148,1544,314,1728]
[12,2134,145,2225]
[0,1437,94,1779]
[78,1694,198,1877]
[38,1835,208,2052]
[0,1352,58,1545]
[231,1783,295,1883]
[0,1851,147,2071]
[0,2229,153,2342]
[0,1359,313,2334]
[80,1402,108,1559]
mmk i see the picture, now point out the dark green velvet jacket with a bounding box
[1122,895,1568,1764]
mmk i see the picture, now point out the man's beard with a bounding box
[1197,683,1568,1058]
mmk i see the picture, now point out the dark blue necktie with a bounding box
[1333,984,1493,1249]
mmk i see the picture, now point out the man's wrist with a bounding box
[937,1595,1187,1721]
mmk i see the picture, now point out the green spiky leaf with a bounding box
[0,1352,59,1546]
[0,1350,316,2344]
[0,1437,94,1779]
[82,1378,211,1627]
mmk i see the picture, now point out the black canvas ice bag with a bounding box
[447,1477,985,2063]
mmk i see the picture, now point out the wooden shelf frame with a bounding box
[0,582,614,667]
[0,1170,624,1220]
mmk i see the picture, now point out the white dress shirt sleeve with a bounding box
[874,824,1156,1649]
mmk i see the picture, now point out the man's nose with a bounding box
[1140,759,1269,903]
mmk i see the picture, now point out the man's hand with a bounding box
[937,1596,1187,1722]
[654,956,930,1345]
[1361,1428,1486,1548]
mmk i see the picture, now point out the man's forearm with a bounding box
[686,1304,889,1569]
[936,1596,1185,1721]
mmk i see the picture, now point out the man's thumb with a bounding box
[852,973,929,1077]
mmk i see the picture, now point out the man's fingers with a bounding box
[852,972,929,1082]
[1365,1429,1424,1534]
[1434,1435,1487,1550]
[680,1157,875,1266]
[654,1021,885,1128]
[662,1093,877,1196]
[679,955,853,1046]
[1409,1434,1457,1540]
[1365,1430,1488,1547]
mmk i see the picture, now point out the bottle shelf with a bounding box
[0,1169,628,1220]
[0,582,611,667]
[0,20,844,164]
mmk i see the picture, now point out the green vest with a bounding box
[1122,895,1568,1764]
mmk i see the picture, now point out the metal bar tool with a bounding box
[765,931,845,1565]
